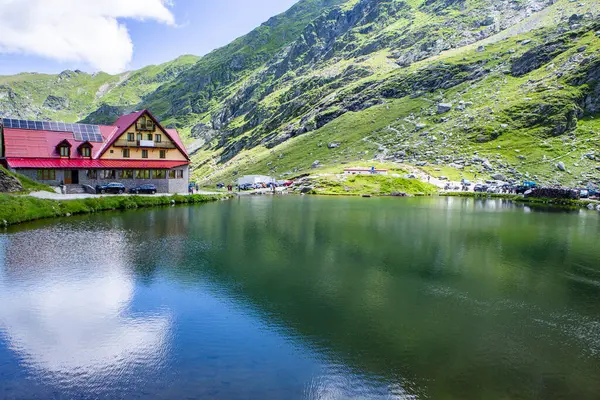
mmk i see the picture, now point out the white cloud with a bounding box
[0,0,175,74]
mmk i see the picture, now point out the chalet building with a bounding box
[0,110,190,193]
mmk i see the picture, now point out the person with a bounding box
[195,183,199,192]
[188,184,193,194]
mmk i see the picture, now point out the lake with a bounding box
[1,196,600,399]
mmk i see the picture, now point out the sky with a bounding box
[0,0,300,76]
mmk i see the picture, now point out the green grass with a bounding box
[310,174,438,196]
[0,193,223,227]
[1,167,54,193]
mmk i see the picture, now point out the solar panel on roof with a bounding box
[1,117,104,142]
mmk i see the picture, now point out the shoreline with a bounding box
[0,193,226,228]
[2,190,599,229]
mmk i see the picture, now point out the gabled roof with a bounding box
[97,110,189,160]
[1,110,189,162]
[56,139,72,148]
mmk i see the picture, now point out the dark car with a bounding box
[96,182,126,194]
[474,184,488,193]
[130,184,157,194]
[238,183,253,190]
[216,183,225,189]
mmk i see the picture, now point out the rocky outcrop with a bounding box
[43,95,69,110]
[511,40,569,77]
[0,169,23,193]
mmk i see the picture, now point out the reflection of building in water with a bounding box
[0,229,170,379]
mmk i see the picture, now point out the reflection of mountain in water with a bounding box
[0,227,170,382]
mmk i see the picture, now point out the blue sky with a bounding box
[0,0,300,76]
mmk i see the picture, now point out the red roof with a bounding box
[6,158,189,169]
[2,128,110,159]
[1,110,189,162]
[97,110,189,159]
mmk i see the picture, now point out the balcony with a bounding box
[113,139,176,149]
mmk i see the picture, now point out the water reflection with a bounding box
[0,228,170,388]
[0,197,599,399]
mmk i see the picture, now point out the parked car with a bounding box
[130,184,157,194]
[461,179,472,187]
[515,185,529,194]
[96,182,126,194]
[283,180,294,187]
[238,183,253,191]
[579,189,589,199]
[216,183,225,189]
[474,184,488,193]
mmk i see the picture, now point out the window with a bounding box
[137,133,142,142]
[102,170,116,180]
[59,146,70,157]
[135,170,150,179]
[168,170,176,179]
[37,169,56,180]
[122,149,130,158]
[87,170,97,179]
[136,116,154,131]
[147,133,153,141]
[81,147,91,157]
[127,133,135,141]
[159,150,166,159]
[120,170,133,179]
[142,150,149,159]
[155,134,162,143]
[177,170,184,179]
[154,170,166,179]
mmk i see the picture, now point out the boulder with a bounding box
[0,168,23,193]
[483,160,493,170]
[557,162,566,171]
[491,174,506,181]
[311,160,321,169]
[437,103,453,114]
[480,15,495,26]
[328,142,340,149]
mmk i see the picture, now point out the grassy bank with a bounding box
[442,191,599,209]
[308,174,438,196]
[0,194,223,227]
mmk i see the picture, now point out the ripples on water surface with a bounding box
[1,196,600,399]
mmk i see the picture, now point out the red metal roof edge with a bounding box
[97,110,189,160]
[5,157,190,169]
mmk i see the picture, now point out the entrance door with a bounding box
[64,171,72,185]
[71,170,79,184]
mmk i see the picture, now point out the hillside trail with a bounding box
[400,164,450,189]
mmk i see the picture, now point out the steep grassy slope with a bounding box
[0,0,598,188]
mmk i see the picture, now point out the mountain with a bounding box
[1,0,599,187]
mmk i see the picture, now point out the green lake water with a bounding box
[1,196,599,399]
